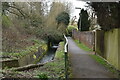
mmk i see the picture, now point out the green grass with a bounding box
[34,72,48,79]
[54,42,64,59]
[90,54,119,76]
[90,54,108,67]
[74,40,92,51]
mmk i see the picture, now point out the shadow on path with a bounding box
[68,37,117,78]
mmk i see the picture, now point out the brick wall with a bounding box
[72,30,95,50]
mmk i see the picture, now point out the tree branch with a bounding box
[6,9,20,17]
[8,5,29,18]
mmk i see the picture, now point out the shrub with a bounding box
[67,25,77,36]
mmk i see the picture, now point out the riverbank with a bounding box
[1,39,48,69]
[1,42,65,79]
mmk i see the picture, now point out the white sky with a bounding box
[69,0,87,20]
[48,0,87,20]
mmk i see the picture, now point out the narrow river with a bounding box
[38,48,57,64]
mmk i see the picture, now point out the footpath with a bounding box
[68,37,117,78]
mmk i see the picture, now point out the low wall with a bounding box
[72,30,95,50]
[18,46,47,66]
[1,45,47,68]
[72,30,79,40]
[1,59,19,68]
[95,29,120,70]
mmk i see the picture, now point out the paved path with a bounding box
[68,37,117,78]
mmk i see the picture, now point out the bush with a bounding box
[56,11,70,26]
[67,25,77,36]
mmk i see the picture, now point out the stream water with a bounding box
[38,48,57,64]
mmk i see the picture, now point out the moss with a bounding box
[34,51,47,64]
[41,44,48,51]
[34,43,48,64]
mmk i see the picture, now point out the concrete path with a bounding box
[68,37,117,78]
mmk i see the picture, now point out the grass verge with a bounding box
[74,40,92,51]
[90,54,120,77]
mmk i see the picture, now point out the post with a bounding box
[64,34,68,80]
[65,51,68,80]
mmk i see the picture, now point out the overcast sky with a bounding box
[69,0,87,20]
[45,0,87,20]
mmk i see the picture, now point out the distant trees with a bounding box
[78,9,90,31]
[90,2,120,30]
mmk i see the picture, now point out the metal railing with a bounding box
[64,34,68,80]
